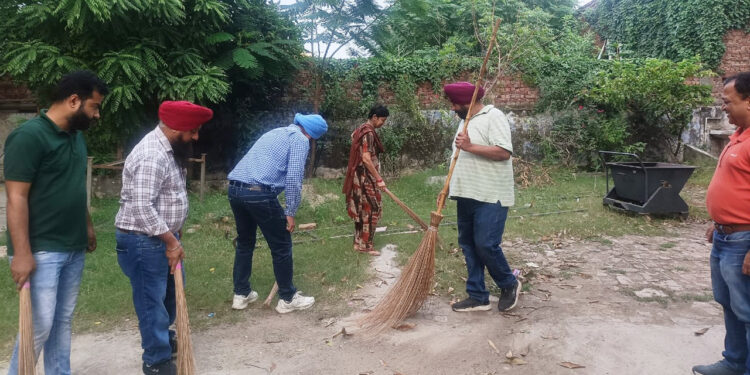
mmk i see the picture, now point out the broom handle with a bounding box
[264,282,279,307]
[436,18,502,214]
[383,188,428,230]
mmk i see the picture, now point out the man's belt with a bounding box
[229,180,276,192]
[714,223,750,234]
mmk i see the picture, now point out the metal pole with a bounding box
[200,153,206,202]
[86,157,93,209]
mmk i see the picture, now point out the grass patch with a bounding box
[660,242,676,250]
[0,163,714,356]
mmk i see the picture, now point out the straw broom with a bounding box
[18,281,35,375]
[262,189,426,308]
[174,262,196,375]
[359,18,502,334]
[383,188,428,230]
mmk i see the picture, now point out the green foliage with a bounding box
[542,107,639,167]
[319,54,482,118]
[585,0,750,69]
[584,58,714,157]
[361,0,575,57]
[0,0,302,159]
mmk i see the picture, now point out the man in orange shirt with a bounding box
[695,71,750,375]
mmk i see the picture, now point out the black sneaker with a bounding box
[498,280,521,312]
[170,336,177,358]
[451,297,491,312]
[143,360,176,375]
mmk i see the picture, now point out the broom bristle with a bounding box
[18,281,35,375]
[358,212,443,334]
[174,262,196,375]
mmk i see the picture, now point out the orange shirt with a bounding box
[706,127,750,224]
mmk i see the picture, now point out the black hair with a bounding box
[368,104,389,119]
[50,70,109,103]
[725,72,750,100]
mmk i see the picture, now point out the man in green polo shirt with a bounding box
[5,70,108,375]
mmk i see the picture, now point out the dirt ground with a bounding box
[0,222,725,374]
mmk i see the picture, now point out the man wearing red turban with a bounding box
[115,100,213,374]
[442,82,521,314]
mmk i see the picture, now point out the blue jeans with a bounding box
[116,230,178,366]
[456,197,516,303]
[228,183,297,301]
[711,230,750,374]
[8,250,85,375]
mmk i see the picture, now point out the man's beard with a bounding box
[454,106,469,120]
[69,107,94,131]
[171,140,193,168]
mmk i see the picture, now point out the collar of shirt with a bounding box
[729,126,750,145]
[154,125,174,153]
[39,109,77,136]
[468,104,494,121]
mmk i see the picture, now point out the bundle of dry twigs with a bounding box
[174,262,196,375]
[19,281,35,375]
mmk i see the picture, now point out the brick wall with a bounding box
[280,68,539,112]
[708,29,750,104]
[0,76,35,111]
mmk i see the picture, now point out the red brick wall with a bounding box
[281,69,539,112]
[709,29,750,104]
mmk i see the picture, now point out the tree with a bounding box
[0,0,302,159]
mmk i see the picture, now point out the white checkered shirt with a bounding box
[115,126,188,236]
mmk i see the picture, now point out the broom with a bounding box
[383,188,428,230]
[359,18,502,333]
[18,281,35,375]
[174,262,196,375]
[262,189,427,307]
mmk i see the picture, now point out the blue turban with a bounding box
[294,113,328,139]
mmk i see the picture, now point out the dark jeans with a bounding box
[711,229,750,374]
[228,182,297,301]
[116,230,177,366]
[456,197,516,303]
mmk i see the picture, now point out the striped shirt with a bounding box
[228,124,309,216]
[115,126,188,236]
[449,105,515,206]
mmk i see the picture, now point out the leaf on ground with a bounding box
[395,323,416,331]
[559,361,585,369]
[484,339,500,354]
[270,363,277,372]
[507,357,527,365]
[695,327,710,336]
[447,287,455,293]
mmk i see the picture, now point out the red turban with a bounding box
[158,101,213,131]
[443,82,485,105]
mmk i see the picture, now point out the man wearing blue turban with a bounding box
[227,113,327,313]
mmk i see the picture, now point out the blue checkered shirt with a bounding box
[228,125,309,216]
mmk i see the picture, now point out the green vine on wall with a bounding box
[318,54,482,119]
[585,0,750,70]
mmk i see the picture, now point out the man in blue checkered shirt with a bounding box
[228,113,327,313]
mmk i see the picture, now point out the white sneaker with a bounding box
[275,292,315,313]
[232,290,259,310]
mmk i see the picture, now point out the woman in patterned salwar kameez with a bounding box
[342,105,390,256]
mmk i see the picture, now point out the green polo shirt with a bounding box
[4,110,88,256]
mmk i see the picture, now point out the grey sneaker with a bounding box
[692,360,744,375]
[275,292,315,313]
[498,279,521,312]
[451,297,491,312]
[232,290,259,310]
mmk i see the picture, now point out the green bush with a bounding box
[544,107,643,168]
